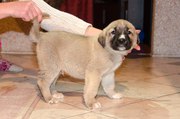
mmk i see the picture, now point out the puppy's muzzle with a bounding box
[118,38,132,51]
[111,37,132,51]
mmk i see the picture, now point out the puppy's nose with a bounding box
[118,38,126,44]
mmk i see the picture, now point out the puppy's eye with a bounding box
[111,30,116,35]
[128,31,132,35]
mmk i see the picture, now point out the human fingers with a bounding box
[21,9,34,22]
[21,1,42,22]
[25,1,41,21]
[21,1,35,21]
[29,5,39,20]
[21,14,31,22]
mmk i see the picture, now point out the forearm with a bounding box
[32,0,92,35]
[85,26,102,36]
[0,2,13,19]
[0,1,42,22]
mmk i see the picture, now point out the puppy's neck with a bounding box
[110,53,125,63]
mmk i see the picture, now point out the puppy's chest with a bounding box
[108,57,123,72]
[111,61,122,72]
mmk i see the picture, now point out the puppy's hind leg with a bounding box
[50,72,64,102]
[37,54,64,104]
[38,69,63,104]
[101,72,122,99]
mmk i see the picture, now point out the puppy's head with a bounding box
[98,19,139,54]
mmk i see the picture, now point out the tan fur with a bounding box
[30,19,139,109]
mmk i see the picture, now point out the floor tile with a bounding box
[151,93,180,119]
[29,100,89,119]
[100,99,170,119]
[65,112,118,119]
[0,54,180,119]
[100,93,180,119]
[0,77,39,119]
[142,74,180,88]
[114,80,180,99]
[58,92,142,110]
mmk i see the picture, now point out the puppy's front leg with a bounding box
[101,72,122,99]
[84,70,102,109]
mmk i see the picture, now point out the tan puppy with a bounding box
[30,19,139,109]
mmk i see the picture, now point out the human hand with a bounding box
[7,1,42,22]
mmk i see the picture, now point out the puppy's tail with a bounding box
[29,13,49,43]
[29,19,40,43]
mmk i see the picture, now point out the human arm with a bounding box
[32,0,94,35]
[31,0,140,50]
[0,1,42,22]
[85,26,102,36]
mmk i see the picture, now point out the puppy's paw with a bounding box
[92,102,102,109]
[48,93,64,104]
[86,101,102,110]
[53,92,64,99]
[111,93,123,99]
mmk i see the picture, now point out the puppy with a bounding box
[30,18,139,109]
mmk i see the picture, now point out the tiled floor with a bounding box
[0,54,180,119]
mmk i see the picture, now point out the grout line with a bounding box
[62,111,119,119]
[22,95,41,119]
[145,73,180,79]
[141,74,180,88]
[61,112,90,119]
[150,92,180,101]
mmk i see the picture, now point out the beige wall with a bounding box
[0,18,35,54]
[152,0,180,57]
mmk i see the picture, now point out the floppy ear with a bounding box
[98,33,106,48]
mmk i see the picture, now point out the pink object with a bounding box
[0,39,1,48]
[0,59,12,71]
[135,45,141,51]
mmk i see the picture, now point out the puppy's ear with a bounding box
[98,33,106,48]
[133,30,141,50]
[135,30,141,44]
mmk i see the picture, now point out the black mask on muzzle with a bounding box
[110,28,132,51]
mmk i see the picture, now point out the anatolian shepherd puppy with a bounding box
[30,18,139,109]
